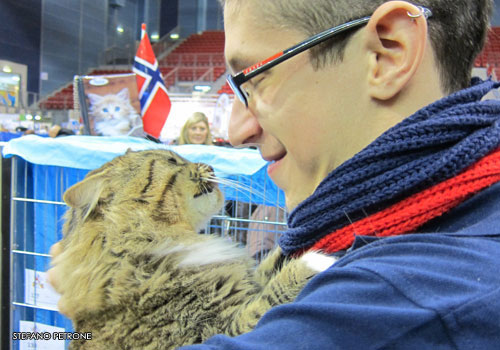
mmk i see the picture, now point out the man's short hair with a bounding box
[220,0,493,94]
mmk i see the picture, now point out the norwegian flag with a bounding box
[133,23,171,139]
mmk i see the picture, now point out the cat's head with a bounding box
[50,149,224,319]
[88,88,136,121]
[63,149,223,235]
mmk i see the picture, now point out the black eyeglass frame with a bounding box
[226,6,432,107]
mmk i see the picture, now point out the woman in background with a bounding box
[178,112,213,145]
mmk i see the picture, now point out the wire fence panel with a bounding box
[8,155,286,349]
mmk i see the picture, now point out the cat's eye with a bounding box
[115,106,120,112]
[167,157,178,165]
[103,108,108,113]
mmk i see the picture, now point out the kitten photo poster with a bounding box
[75,73,145,137]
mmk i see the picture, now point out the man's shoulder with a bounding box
[325,206,500,327]
[339,180,500,262]
[308,229,500,349]
[328,177,500,312]
[418,180,500,236]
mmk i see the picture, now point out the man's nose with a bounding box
[228,98,263,147]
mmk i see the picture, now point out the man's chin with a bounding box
[284,194,302,212]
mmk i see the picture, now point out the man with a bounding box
[180,0,500,348]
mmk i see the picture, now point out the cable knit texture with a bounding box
[280,78,500,255]
[309,148,500,253]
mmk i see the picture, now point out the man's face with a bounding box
[224,5,366,210]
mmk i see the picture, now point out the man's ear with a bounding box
[364,1,429,100]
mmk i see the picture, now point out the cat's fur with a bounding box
[49,149,334,350]
[88,88,142,136]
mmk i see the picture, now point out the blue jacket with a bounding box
[180,181,500,349]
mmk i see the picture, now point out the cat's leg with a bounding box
[253,248,336,286]
[226,250,337,336]
[252,247,286,287]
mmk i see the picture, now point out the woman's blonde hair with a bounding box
[178,112,213,145]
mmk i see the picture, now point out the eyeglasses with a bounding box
[227,6,432,108]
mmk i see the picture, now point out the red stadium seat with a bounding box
[158,30,227,86]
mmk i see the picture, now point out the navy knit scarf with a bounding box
[280,78,500,255]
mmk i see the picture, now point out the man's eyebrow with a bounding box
[227,57,254,73]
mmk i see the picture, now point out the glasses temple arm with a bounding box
[242,16,371,81]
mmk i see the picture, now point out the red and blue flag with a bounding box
[133,23,171,139]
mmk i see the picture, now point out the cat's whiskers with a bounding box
[220,176,271,200]
[203,176,256,196]
[202,181,210,194]
[202,175,286,212]
[204,174,265,194]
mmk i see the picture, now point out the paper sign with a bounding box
[18,321,66,350]
[24,269,60,310]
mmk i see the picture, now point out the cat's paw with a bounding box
[300,251,338,272]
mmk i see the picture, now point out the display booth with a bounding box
[2,135,286,350]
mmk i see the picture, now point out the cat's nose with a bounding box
[197,163,214,174]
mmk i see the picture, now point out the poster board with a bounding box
[0,72,20,107]
[74,74,144,137]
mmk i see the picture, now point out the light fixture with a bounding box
[26,114,33,120]
[34,115,42,121]
[116,25,124,33]
[151,33,160,40]
[3,66,12,73]
[170,33,179,40]
[193,85,211,92]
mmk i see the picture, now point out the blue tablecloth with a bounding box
[2,135,284,206]
[0,131,23,142]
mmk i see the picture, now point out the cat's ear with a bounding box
[63,171,108,219]
[87,93,102,106]
[116,88,130,101]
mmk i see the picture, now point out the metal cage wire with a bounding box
[8,155,286,349]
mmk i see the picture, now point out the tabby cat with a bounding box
[48,149,334,350]
[88,87,142,136]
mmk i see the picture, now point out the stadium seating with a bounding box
[217,82,234,95]
[474,27,500,78]
[159,30,226,87]
[38,68,133,110]
[39,31,227,110]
